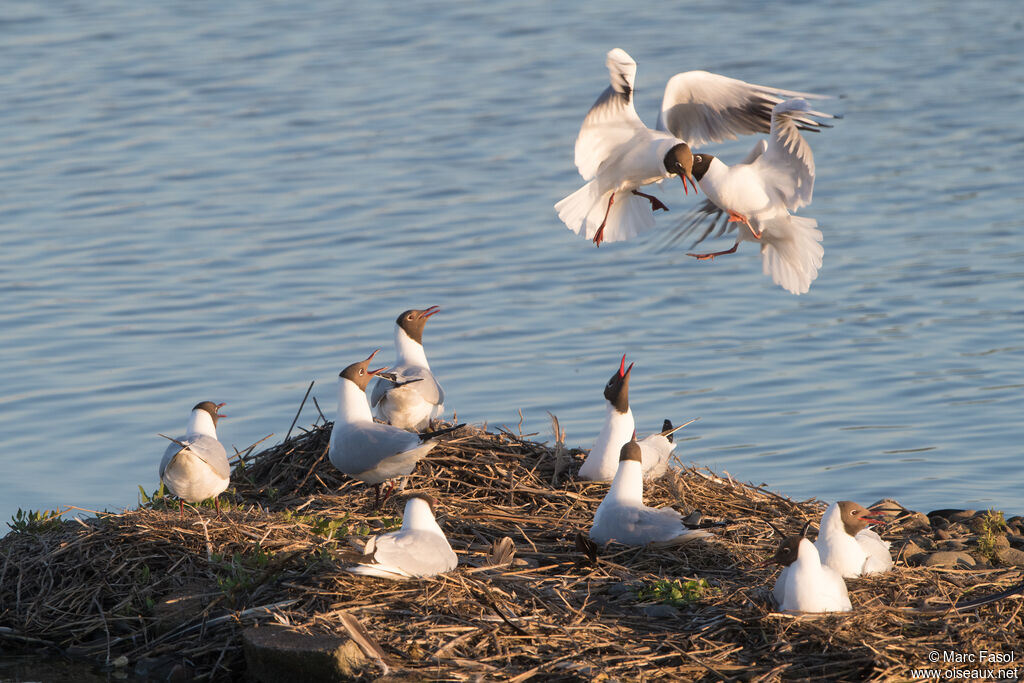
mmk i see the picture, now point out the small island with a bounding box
[1,414,1021,681]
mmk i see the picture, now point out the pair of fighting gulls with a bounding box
[556,48,837,295]
[768,501,893,612]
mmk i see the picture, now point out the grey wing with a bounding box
[371,529,457,577]
[334,424,422,473]
[659,199,730,250]
[755,99,820,210]
[657,70,833,146]
[631,505,684,538]
[371,365,443,407]
[159,434,229,480]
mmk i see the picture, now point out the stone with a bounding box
[949,510,977,523]
[640,604,679,619]
[923,551,976,569]
[934,528,951,540]
[929,516,949,530]
[995,547,1024,568]
[902,512,931,531]
[902,540,927,565]
[242,625,367,683]
[937,539,966,551]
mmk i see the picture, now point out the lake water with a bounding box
[1,0,1022,539]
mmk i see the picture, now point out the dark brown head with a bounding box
[192,401,226,425]
[691,153,715,182]
[339,349,389,392]
[837,500,883,536]
[619,437,642,464]
[396,306,441,345]
[769,521,812,567]
[663,143,693,178]
[603,354,633,413]
[770,534,801,568]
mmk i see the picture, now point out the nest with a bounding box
[1,410,1022,682]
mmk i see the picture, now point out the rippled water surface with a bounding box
[2,1,1022,532]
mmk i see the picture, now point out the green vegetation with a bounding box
[636,578,713,608]
[281,510,370,540]
[977,509,1007,562]
[7,508,65,534]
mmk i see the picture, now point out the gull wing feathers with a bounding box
[657,71,832,147]
[159,434,230,480]
[573,48,647,180]
[348,529,457,579]
[755,99,821,210]
[331,423,425,475]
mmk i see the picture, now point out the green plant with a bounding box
[138,481,167,507]
[7,508,64,534]
[211,544,276,603]
[978,509,1007,561]
[636,578,713,608]
[281,511,368,540]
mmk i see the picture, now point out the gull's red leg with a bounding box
[593,193,615,247]
[688,241,740,261]
[632,190,669,212]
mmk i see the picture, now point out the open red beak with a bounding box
[368,365,389,376]
[618,354,627,377]
[421,305,441,319]
[680,175,688,196]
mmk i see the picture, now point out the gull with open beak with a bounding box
[369,306,445,432]
[815,501,893,578]
[329,350,462,505]
[578,354,689,481]
[159,401,230,518]
[669,98,836,295]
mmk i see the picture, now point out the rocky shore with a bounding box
[1,416,1021,681]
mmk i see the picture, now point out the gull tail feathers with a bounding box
[556,185,658,243]
[345,564,412,580]
[759,214,823,295]
[647,528,712,548]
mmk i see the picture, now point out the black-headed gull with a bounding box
[329,350,461,504]
[769,523,851,613]
[557,48,832,248]
[345,494,458,580]
[159,401,230,518]
[589,439,710,546]
[578,354,687,481]
[815,501,893,578]
[369,306,445,432]
[556,48,695,247]
[675,98,835,294]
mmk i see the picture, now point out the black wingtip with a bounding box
[420,423,465,441]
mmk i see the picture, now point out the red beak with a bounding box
[368,365,389,376]
[860,515,885,526]
[618,354,627,377]
[421,305,441,319]
[215,402,227,419]
[680,175,688,196]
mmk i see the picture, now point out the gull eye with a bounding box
[695,155,702,163]
[358,369,364,375]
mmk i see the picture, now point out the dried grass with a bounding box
[1,413,1021,681]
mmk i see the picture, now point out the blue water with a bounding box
[1,1,1022,533]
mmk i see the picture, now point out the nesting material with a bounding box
[1,418,1021,681]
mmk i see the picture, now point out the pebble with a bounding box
[242,625,367,682]
[640,604,679,619]
[923,551,976,569]
[996,547,1024,568]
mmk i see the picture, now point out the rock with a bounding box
[937,539,966,551]
[928,509,971,520]
[995,547,1024,568]
[242,625,367,683]
[682,511,703,526]
[923,551,976,569]
[605,582,635,597]
[906,512,931,530]
[640,604,679,619]
[934,528,951,540]
[1008,535,1024,550]
[929,516,950,530]
[902,540,927,565]
[949,510,977,523]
